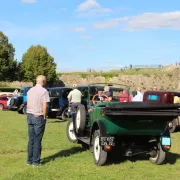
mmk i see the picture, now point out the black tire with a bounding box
[18,109,23,114]
[169,119,177,133]
[10,98,15,106]
[149,142,166,165]
[23,105,27,114]
[61,107,72,121]
[17,104,24,114]
[0,104,4,111]
[75,104,86,133]
[93,130,108,166]
[66,119,78,143]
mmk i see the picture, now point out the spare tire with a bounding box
[75,104,86,133]
[10,98,15,106]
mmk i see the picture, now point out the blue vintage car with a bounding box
[48,87,72,120]
[8,86,32,114]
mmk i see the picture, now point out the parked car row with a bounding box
[1,84,180,133]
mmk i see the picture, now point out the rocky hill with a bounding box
[58,66,180,91]
[1,66,179,91]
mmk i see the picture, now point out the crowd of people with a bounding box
[94,85,158,103]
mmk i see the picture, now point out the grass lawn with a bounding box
[0,111,180,180]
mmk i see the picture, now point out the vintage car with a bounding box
[0,95,12,111]
[48,87,72,120]
[143,90,180,133]
[8,86,32,114]
[66,83,180,166]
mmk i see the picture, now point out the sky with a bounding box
[1,0,180,72]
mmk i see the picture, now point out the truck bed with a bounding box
[101,102,180,135]
[103,102,180,117]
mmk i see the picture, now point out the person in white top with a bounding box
[132,87,143,102]
[67,84,82,115]
[13,89,19,97]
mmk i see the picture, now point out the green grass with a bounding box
[0,111,180,180]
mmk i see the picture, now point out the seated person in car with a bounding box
[119,89,132,102]
[102,86,112,101]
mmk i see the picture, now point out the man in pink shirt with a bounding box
[26,75,50,166]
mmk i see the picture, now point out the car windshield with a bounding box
[88,83,130,104]
[20,87,32,96]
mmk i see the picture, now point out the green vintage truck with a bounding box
[66,83,180,166]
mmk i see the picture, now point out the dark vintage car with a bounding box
[143,90,180,133]
[48,87,72,120]
[66,83,180,166]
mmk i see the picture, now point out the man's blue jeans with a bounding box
[27,114,46,165]
[70,102,81,117]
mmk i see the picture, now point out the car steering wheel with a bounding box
[92,94,110,105]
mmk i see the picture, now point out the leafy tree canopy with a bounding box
[0,31,17,81]
[21,45,57,84]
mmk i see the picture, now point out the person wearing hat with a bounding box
[67,84,82,115]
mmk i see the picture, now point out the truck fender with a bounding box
[160,127,171,152]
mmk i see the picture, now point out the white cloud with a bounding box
[77,0,100,11]
[126,11,180,31]
[74,27,86,32]
[93,11,180,31]
[22,0,37,3]
[80,35,92,40]
[77,0,112,17]
[94,17,128,29]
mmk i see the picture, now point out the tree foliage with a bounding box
[21,45,57,84]
[0,31,18,81]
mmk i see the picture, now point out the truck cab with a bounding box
[143,90,180,132]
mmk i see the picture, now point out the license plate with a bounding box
[162,137,171,145]
[100,137,115,146]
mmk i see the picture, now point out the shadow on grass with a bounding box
[107,151,180,165]
[42,147,84,164]
[47,119,67,123]
[165,152,180,164]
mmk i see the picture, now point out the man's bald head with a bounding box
[36,75,46,86]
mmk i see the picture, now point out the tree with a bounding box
[21,45,57,84]
[0,31,17,81]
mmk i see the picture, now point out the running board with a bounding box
[78,137,90,145]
